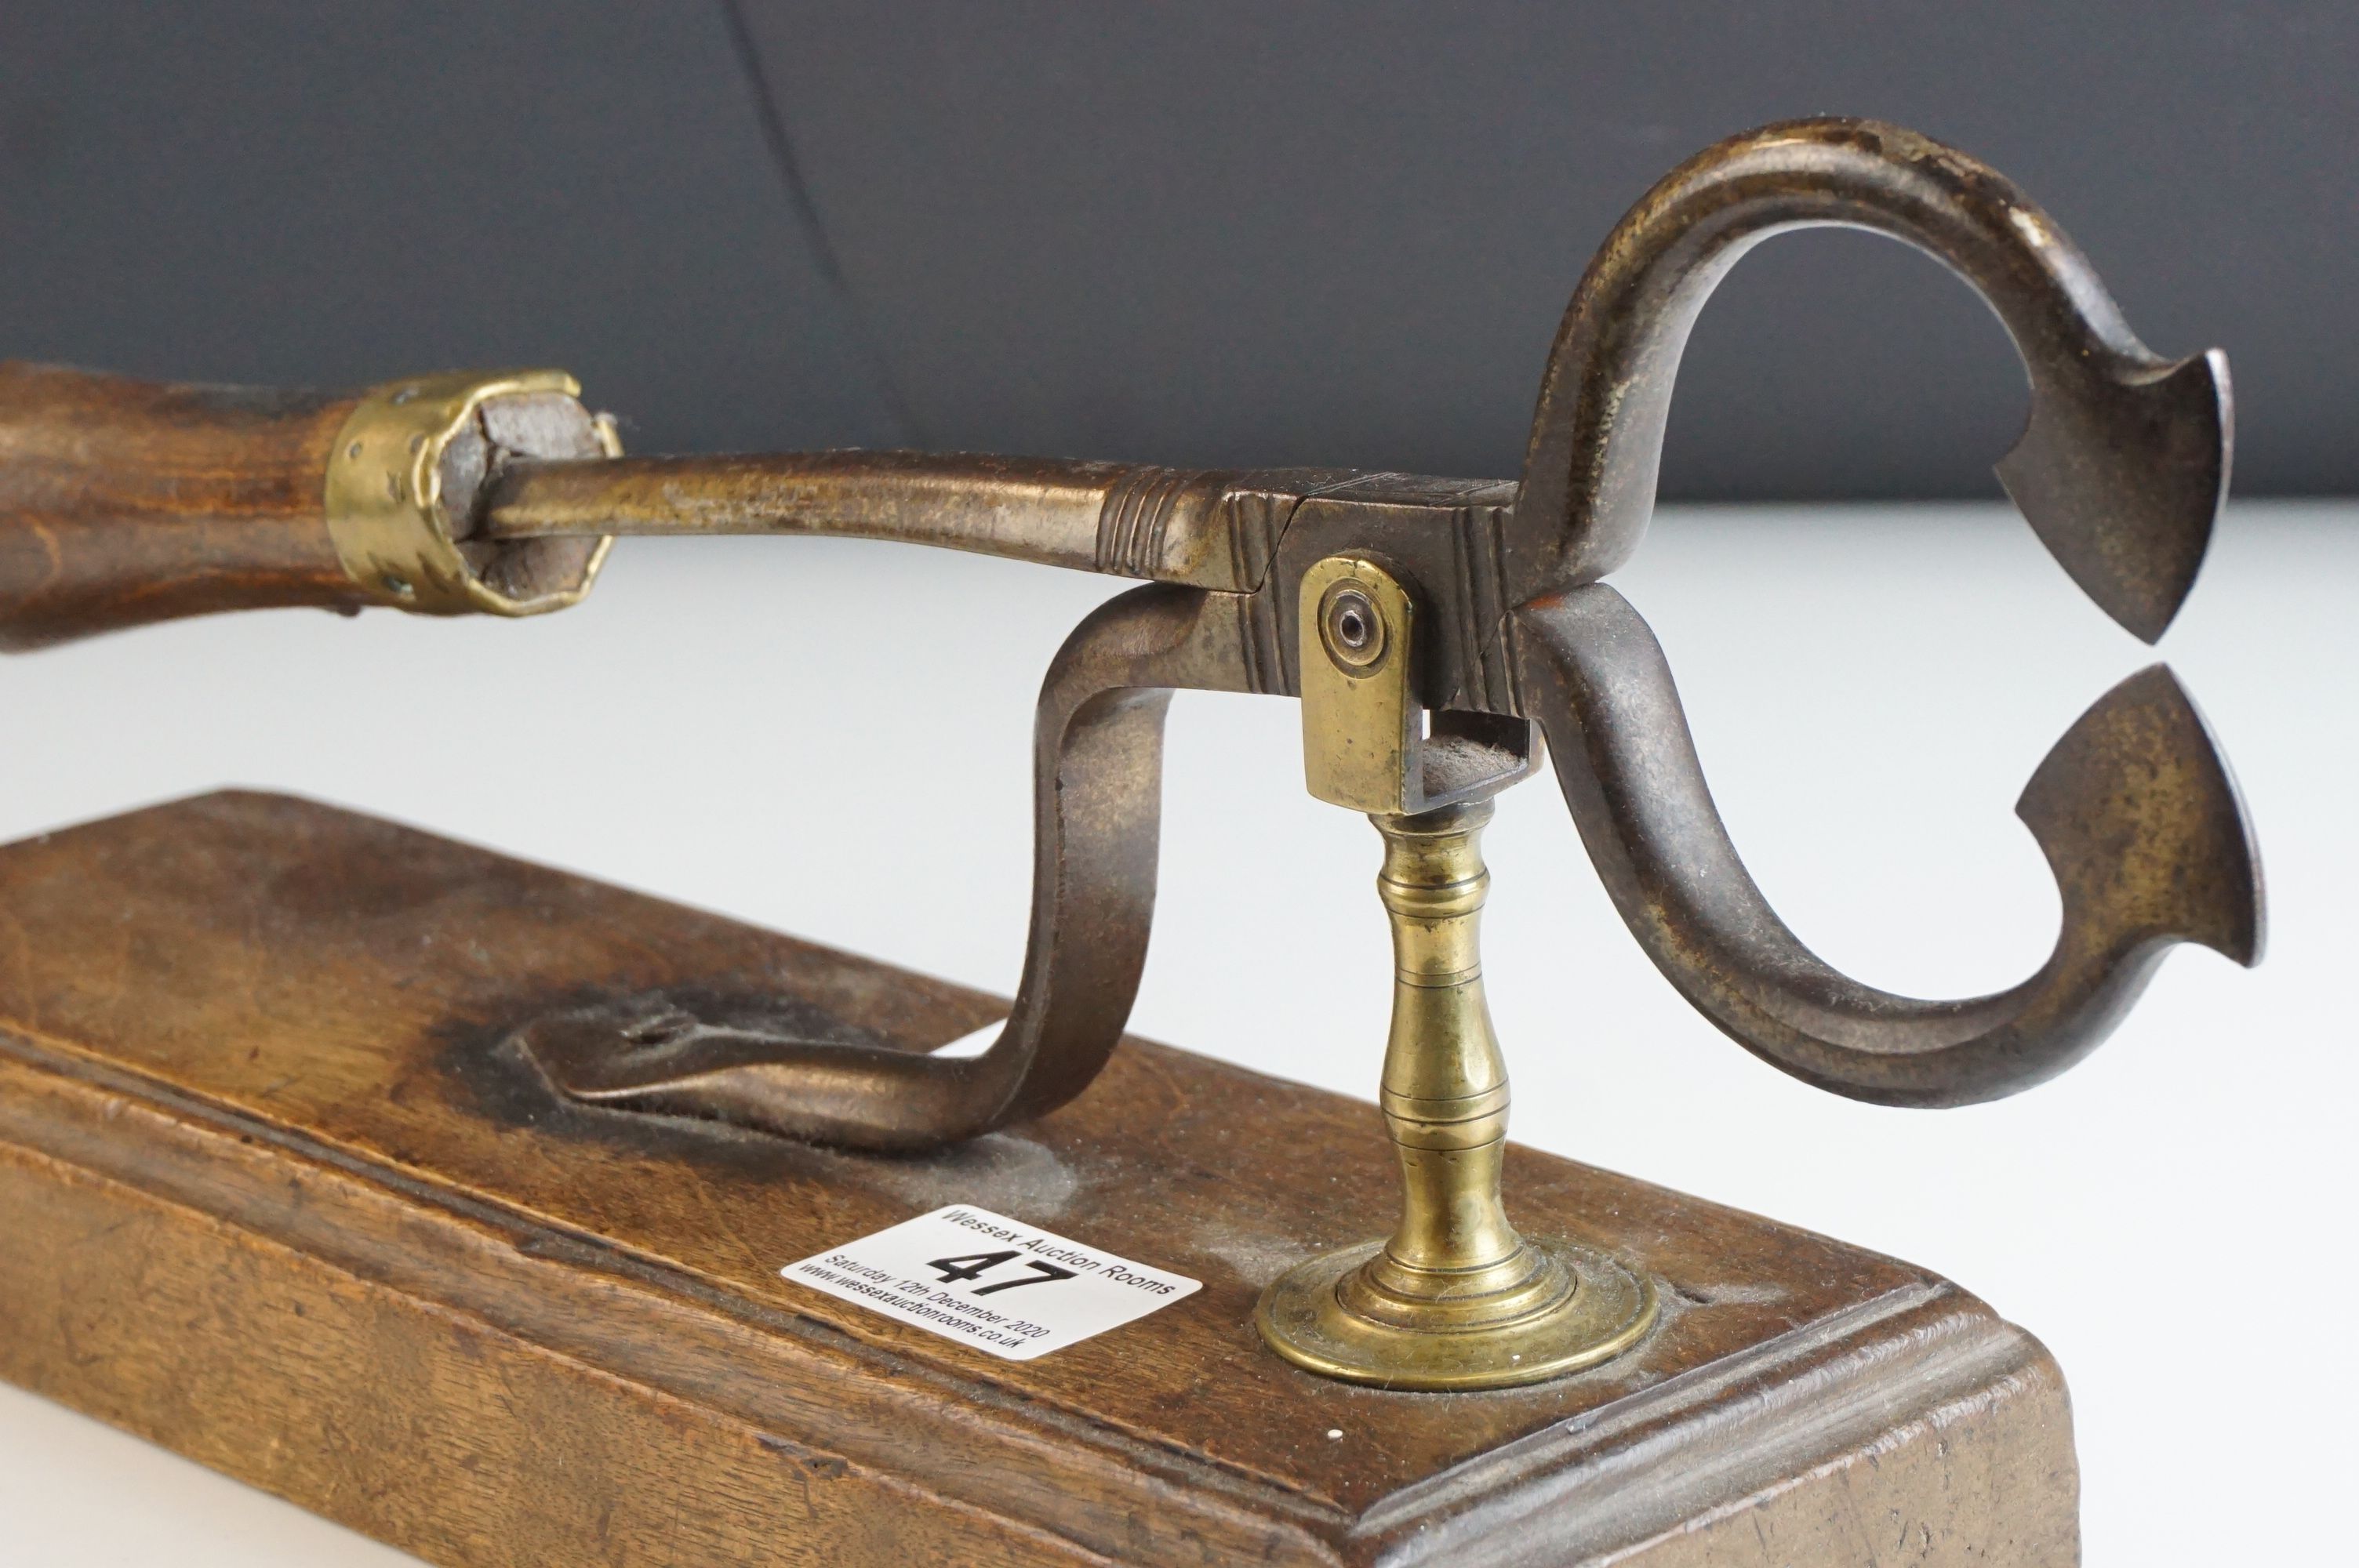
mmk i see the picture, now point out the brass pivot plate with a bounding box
[1297,554,1534,815]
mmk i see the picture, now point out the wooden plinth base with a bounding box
[0,793,2076,1566]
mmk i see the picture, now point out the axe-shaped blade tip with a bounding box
[1996,349,2232,646]
[2015,663,2263,969]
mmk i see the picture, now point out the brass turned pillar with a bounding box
[1259,554,1657,1389]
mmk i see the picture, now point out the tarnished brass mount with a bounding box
[1256,557,1656,1389]
[325,369,619,617]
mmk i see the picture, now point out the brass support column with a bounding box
[1256,803,1657,1390]
[1351,802,1555,1326]
[1263,550,1656,1388]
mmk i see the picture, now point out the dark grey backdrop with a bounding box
[2,3,2350,497]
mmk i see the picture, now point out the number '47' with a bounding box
[926,1250,1078,1295]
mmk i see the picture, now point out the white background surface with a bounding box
[0,503,2347,1563]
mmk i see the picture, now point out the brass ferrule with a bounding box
[325,368,618,616]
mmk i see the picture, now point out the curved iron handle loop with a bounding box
[1518,587,2260,1105]
[518,583,1243,1152]
[1501,118,2260,1104]
[1507,118,2230,643]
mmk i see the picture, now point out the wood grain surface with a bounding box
[0,363,366,648]
[0,792,2079,1565]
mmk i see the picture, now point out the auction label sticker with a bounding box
[783,1204,1200,1360]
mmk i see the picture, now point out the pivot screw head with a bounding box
[1321,582,1387,670]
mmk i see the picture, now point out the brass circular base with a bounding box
[1255,1239,1657,1391]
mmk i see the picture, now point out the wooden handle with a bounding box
[0,361,616,651]
[0,361,373,650]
